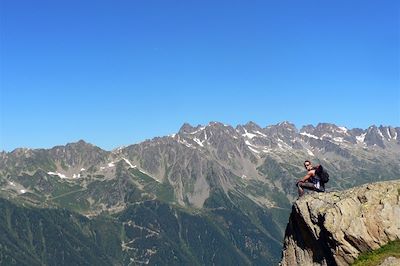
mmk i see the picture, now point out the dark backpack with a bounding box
[315,165,329,183]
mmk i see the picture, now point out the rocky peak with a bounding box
[51,140,104,154]
[9,148,34,157]
[315,122,342,131]
[378,125,399,142]
[49,140,109,168]
[280,180,400,266]
[202,122,237,140]
[206,121,232,130]
[278,121,297,130]
[313,123,348,138]
[364,125,386,148]
[349,127,365,136]
[300,124,315,133]
[265,121,297,135]
[300,123,360,145]
[178,123,197,134]
[262,122,298,147]
[172,122,247,154]
[238,121,263,133]
[379,126,391,139]
[396,127,400,145]
[66,139,92,148]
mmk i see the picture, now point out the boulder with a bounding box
[280,180,400,266]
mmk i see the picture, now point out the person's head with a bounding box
[304,160,312,171]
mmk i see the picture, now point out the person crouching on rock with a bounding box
[296,160,325,198]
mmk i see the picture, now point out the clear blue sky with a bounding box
[1,0,399,151]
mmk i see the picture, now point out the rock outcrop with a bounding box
[281,180,400,266]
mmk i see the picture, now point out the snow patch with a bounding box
[123,158,136,168]
[9,181,16,186]
[193,137,204,147]
[242,128,257,139]
[333,137,344,143]
[244,140,261,153]
[47,172,68,179]
[108,162,115,168]
[176,135,195,148]
[178,139,194,148]
[338,126,348,133]
[356,133,366,143]
[136,168,161,183]
[121,242,134,252]
[248,146,260,153]
[300,132,320,139]
[377,129,384,139]
[306,148,314,156]
[245,140,258,147]
[189,126,205,135]
[322,133,333,139]
[254,130,267,137]
[277,138,293,150]
[48,171,82,179]
[20,189,26,194]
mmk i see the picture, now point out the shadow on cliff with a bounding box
[282,204,338,266]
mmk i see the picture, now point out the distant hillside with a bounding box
[0,121,399,264]
[0,197,283,265]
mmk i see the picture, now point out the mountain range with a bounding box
[0,121,399,265]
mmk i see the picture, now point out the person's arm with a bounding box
[298,170,315,183]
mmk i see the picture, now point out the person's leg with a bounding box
[317,183,325,192]
[297,181,316,197]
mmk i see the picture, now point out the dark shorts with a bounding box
[297,181,325,192]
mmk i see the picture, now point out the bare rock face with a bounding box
[280,180,400,266]
[378,256,400,266]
